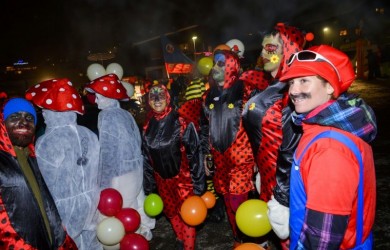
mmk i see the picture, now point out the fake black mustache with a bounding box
[290,93,311,100]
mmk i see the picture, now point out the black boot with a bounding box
[206,196,225,223]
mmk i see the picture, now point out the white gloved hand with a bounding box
[267,195,290,240]
[255,172,261,194]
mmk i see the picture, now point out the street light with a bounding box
[323,27,330,45]
[192,36,197,61]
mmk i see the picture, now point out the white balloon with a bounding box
[106,63,124,80]
[102,243,120,250]
[226,39,245,58]
[96,217,125,246]
[87,63,106,81]
[121,81,135,98]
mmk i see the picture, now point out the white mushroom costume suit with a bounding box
[26,78,102,249]
[84,74,155,241]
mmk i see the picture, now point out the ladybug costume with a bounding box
[143,85,206,250]
[200,50,269,243]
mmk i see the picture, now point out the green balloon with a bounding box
[144,193,164,217]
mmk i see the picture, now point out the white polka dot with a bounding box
[52,79,57,82]
[31,92,36,96]
[110,81,115,84]
[34,84,40,88]
[67,81,73,86]
[72,94,77,99]
[42,88,48,92]
[116,89,121,93]
[82,106,85,110]
[103,87,108,91]
[66,103,73,108]
[59,88,65,92]
[99,79,104,82]
[46,99,53,105]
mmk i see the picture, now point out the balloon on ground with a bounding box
[98,188,123,217]
[180,195,207,226]
[235,199,271,237]
[120,233,149,250]
[115,208,141,233]
[235,243,265,250]
[201,191,216,209]
[144,193,164,217]
[97,217,125,246]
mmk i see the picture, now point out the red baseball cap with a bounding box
[280,45,355,98]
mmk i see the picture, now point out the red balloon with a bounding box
[120,233,149,250]
[115,208,141,233]
[98,188,123,216]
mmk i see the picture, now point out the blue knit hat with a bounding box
[3,98,37,125]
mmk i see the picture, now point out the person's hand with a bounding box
[267,195,290,239]
[255,172,261,194]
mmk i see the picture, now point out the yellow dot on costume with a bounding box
[270,55,280,64]
[209,103,214,109]
[249,103,256,110]
[228,103,234,109]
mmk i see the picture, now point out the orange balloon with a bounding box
[180,196,207,226]
[201,191,216,209]
[235,243,265,250]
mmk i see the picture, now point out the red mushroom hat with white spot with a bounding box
[25,78,85,115]
[84,74,129,101]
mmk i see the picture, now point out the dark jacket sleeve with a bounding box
[183,122,206,195]
[273,105,302,207]
[199,103,210,155]
[142,136,157,196]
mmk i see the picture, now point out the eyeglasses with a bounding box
[287,50,341,82]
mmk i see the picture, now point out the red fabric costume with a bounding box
[200,50,269,241]
[143,85,206,250]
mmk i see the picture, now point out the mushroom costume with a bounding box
[85,74,155,241]
[26,78,102,250]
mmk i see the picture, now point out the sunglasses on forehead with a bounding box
[287,50,341,82]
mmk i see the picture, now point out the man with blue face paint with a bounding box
[200,47,270,248]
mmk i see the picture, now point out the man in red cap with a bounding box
[27,79,102,249]
[280,45,376,249]
[85,74,155,242]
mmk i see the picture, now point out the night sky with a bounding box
[0,0,388,76]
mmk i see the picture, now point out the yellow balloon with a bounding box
[197,57,213,76]
[235,199,272,237]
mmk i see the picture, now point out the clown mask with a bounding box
[261,33,283,75]
[211,53,226,86]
